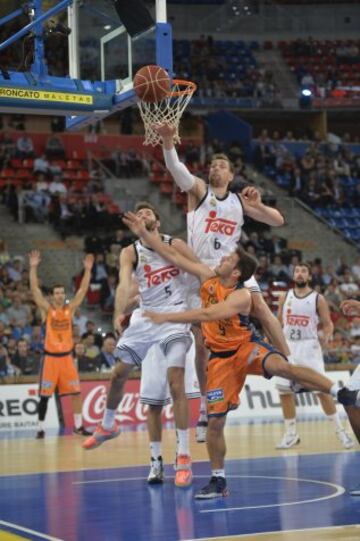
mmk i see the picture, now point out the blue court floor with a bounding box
[1,452,360,541]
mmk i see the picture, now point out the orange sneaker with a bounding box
[175,454,192,487]
[82,422,120,450]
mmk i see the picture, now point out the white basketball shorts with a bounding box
[140,338,200,406]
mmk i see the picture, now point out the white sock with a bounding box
[74,413,82,429]
[284,418,296,435]
[176,429,190,456]
[38,421,45,431]
[200,395,207,418]
[327,412,343,432]
[103,408,116,430]
[150,441,162,460]
[212,469,225,478]
[330,383,341,398]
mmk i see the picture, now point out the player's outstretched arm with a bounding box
[113,246,137,332]
[251,292,290,357]
[29,250,50,313]
[122,212,214,282]
[145,289,251,325]
[317,294,334,346]
[69,254,94,311]
[240,186,284,227]
[152,122,206,201]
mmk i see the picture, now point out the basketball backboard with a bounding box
[0,0,173,129]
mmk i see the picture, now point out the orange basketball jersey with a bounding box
[200,276,252,352]
[44,305,73,354]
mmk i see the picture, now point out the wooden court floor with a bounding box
[1,420,360,541]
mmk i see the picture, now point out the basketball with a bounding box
[133,65,171,103]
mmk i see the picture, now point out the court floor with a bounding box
[1,420,359,541]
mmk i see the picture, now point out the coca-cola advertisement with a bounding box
[61,380,200,428]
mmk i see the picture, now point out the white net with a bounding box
[137,79,197,146]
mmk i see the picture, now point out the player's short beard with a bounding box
[295,279,308,288]
[145,220,157,232]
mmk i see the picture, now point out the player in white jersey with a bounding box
[154,122,291,442]
[340,298,360,495]
[275,263,354,450]
[83,202,194,488]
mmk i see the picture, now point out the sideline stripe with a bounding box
[0,521,64,541]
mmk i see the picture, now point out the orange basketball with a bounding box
[133,65,171,103]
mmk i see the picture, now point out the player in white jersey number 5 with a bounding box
[83,202,194,488]
[275,263,354,450]
[154,122,290,442]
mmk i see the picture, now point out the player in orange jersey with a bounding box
[29,250,94,439]
[123,211,360,499]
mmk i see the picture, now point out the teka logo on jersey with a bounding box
[143,264,180,288]
[204,210,236,236]
[82,385,174,424]
[286,309,310,327]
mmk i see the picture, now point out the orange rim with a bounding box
[168,79,197,97]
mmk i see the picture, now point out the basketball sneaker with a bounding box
[82,422,120,450]
[73,426,92,436]
[195,418,208,443]
[195,476,229,499]
[337,387,360,407]
[276,432,300,449]
[336,428,355,449]
[36,430,45,439]
[147,456,164,484]
[175,455,192,487]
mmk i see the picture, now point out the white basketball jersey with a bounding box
[134,236,186,308]
[282,289,319,341]
[187,188,244,264]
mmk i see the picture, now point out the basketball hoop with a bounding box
[137,79,197,146]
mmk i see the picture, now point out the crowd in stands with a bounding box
[279,38,360,100]
[0,132,127,238]
[174,37,280,105]
[252,129,360,244]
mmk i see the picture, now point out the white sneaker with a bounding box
[276,432,300,449]
[336,429,355,449]
[195,419,208,443]
[147,457,164,484]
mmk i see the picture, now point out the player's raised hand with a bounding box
[29,250,41,267]
[83,253,94,270]
[152,122,177,139]
[341,299,360,316]
[122,212,146,237]
[144,311,167,325]
[240,186,262,207]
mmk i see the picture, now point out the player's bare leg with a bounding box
[195,415,229,499]
[167,361,192,487]
[71,393,92,436]
[265,354,360,406]
[192,325,209,443]
[83,361,133,449]
[276,393,300,449]
[147,405,164,484]
[318,393,354,449]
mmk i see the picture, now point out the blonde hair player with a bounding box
[153,122,290,443]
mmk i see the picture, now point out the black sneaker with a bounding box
[73,426,92,436]
[195,476,229,499]
[337,387,360,407]
[36,430,45,439]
